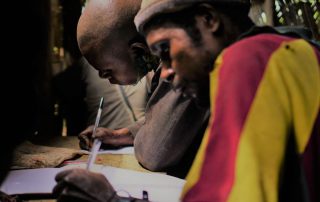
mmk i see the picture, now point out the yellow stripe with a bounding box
[227,39,320,202]
[284,41,320,153]
[181,53,223,198]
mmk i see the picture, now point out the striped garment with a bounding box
[182,34,320,202]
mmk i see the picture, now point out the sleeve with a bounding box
[133,80,209,172]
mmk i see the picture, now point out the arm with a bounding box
[78,116,145,150]
[78,126,134,150]
[133,81,209,172]
[53,169,148,202]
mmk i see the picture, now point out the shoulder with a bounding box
[212,34,296,90]
[225,34,295,60]
[216,34,304,76]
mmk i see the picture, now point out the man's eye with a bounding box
[151,40,171,65]
[151,40,170,57]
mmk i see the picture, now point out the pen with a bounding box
[86,97,104,171]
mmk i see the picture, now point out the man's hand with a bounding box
[78,127,134,150]
[53,169,117,202]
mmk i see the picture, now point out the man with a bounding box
[135,0,320,201]
[81,57,148,132]
[54,0,319,201]
[77,0,209,178]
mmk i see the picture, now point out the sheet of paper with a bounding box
[86,138,102,170]
[98,165,184,202]
[0,164,185,202]
[0,168,63,195]
[79,146,134,155]
[98,146,134,154]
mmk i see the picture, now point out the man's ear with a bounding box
[196,3,220,34]
[130,42,149,55]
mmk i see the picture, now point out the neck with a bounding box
[222,17,254,47]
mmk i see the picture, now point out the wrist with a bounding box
[114,128,132,137]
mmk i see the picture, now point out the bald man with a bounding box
[77,0,156,85]
[69,0,209,180]
[77,0,158,149]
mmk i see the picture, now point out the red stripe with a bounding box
[301,48,320,202]
[184,34,293,201]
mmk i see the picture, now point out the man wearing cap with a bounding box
[135,0,320,201]
[53,0,320,201]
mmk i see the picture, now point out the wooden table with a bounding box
[30,136,150,172]
[22,135,151,202]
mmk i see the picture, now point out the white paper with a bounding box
[86,138,102,170]
[0,168,63,194]
[98,146,134,154]
[99,165,184,202]
[0,164,185,202]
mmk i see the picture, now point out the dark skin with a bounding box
[77,0,159,85]
[53,169,148,202]
[54,3,245,202]
[146,4,236,88]
[76,0,158,150]
[53,169,117,202]
[79,127,133,150]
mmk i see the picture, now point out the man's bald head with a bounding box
[77,0,142,56]
[76,0,158,85]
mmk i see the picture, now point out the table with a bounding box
[30,136,150,172]
[22,135,151,201]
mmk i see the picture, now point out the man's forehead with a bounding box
[146,23,190,42]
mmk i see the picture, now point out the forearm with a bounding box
[102,128,134,147]
[134,83,209,171]
[126,118,145,138]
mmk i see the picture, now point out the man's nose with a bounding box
[160,67,175,80]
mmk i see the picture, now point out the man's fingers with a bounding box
[53,180,67,197]
[79,134,91,148]
[79,126,96,150]
[55,169,74,181]
[93,128,104,138]
[79,125,94,137]
[58,188,96,202]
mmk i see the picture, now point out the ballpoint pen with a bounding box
[86,97,104,171]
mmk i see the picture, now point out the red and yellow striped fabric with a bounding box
[182,34,320,202]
